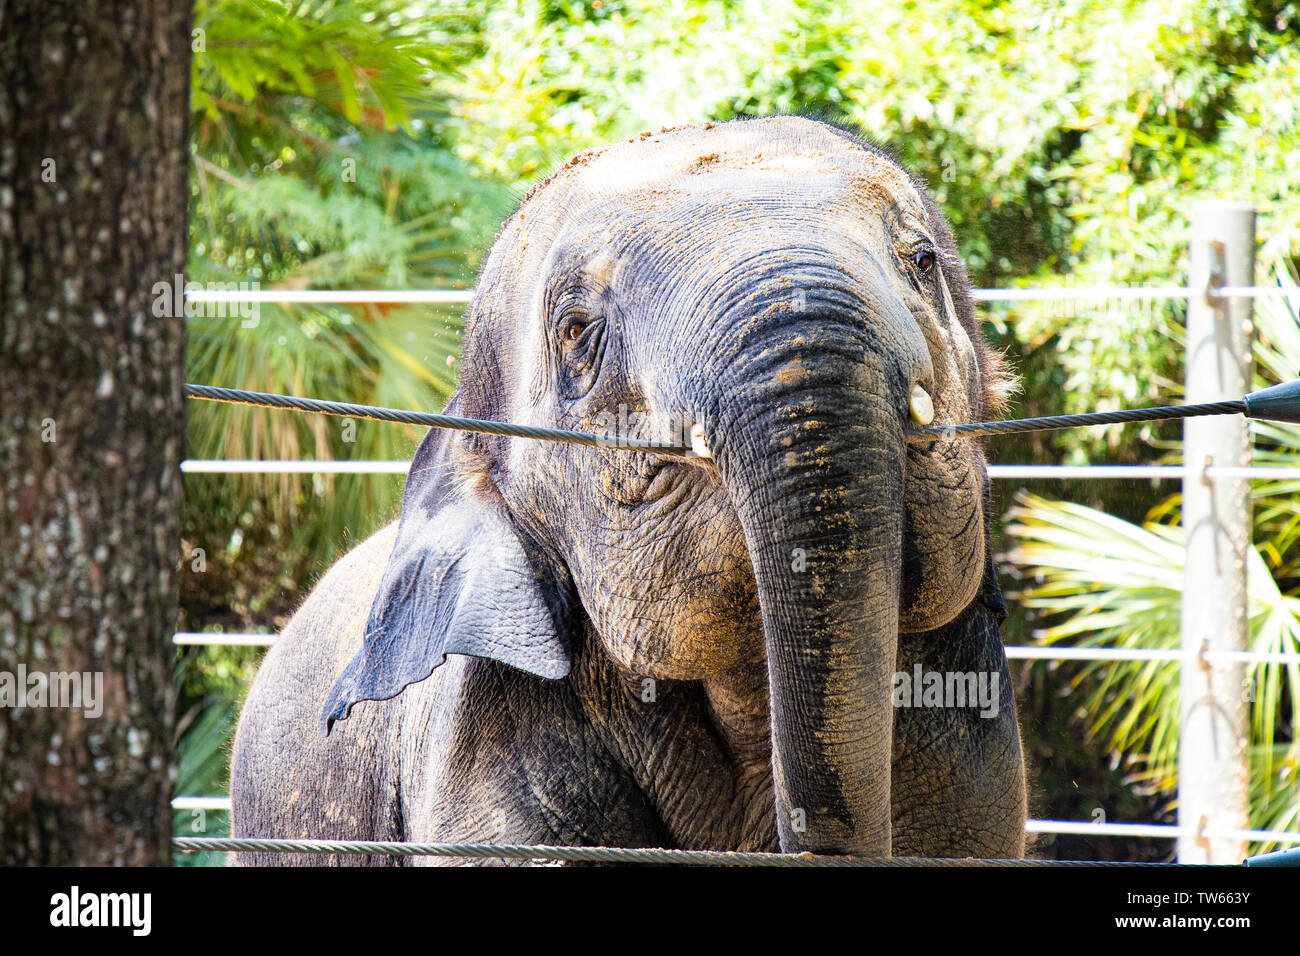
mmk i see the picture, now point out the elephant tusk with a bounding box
[909,385,935,426]
[690,422,712,458]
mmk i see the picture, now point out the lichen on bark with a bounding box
[0,0,192,865]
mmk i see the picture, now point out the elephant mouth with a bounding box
[642,461,692,503]
[601,446,719,510]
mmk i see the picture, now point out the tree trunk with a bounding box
[0,0,192,864]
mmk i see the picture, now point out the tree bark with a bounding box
[0,0,192,864]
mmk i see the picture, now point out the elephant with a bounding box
[229,115,1028,864]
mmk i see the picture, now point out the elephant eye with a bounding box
[913,247,936,275]
[562,315,600,348]
[556,313,607,400]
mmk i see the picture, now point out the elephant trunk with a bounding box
[711,324,907,857]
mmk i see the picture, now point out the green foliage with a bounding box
[1005,493,1300,849]
[172,651,251,865]
[184,0,514,629]
[1005,254,1300,851]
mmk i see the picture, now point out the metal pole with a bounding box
[1178,200,1256,864]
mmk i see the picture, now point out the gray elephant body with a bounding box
[231,117,1027,863]
[231,524,1023,861]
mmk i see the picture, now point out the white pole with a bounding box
[1178,200,1256,864]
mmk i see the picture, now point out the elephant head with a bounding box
[320,116,1014,857]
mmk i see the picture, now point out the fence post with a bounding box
[1178,200,1256,864]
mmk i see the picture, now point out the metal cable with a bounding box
[171,837,1175,865]
[185,384,695,456]
[907,401,1247,442]
[186,384,1252,451]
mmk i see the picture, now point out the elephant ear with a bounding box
[320,406,573,735]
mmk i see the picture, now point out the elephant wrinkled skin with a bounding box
[230,116,1027,863]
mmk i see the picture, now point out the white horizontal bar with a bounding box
[181,460,410,474]
[1005,646,1300,664]
[179,461,1300,481]
[1208,466,1300,480]
[1029,821,1300,844]
[1025,820,1186,838]
[192,286,1195,304]
[180,287,1297,306]
[185,289,473,304]
[1213,286,1300,300]
[987,465,1300,481]
[173,632,277,646]
[1178,649,1300,664]
[972,285,1298,303]
[1026,821,1300,844]
[1008,647,1183,662]
[988,465,1184,480]
[1212,827,1300,844]
[164,803,1180,835]
[173,796,232,811]
[972,286,1196,302]
[173,630,1300,664]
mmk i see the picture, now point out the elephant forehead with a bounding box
[468,118,933,372]
[520,117,918,223]
[480,120,925,303]
[543,179,891,269]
